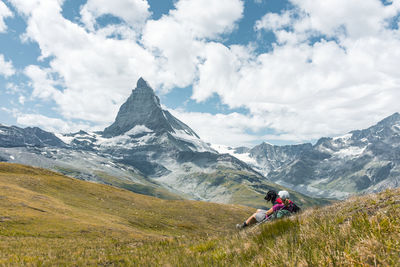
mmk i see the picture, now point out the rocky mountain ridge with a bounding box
[103,78,199,139]
[0,78,322,207]
[226,113,400,199]
[2,77,396,201]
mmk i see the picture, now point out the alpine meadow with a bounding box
[1,0,400,266]
[0,163,399,265]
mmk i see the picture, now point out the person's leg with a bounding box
[237,209,268,229]
[237,213,256,229]
[245,214,257,225]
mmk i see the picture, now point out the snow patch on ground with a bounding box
[172,130,215,153]
[125,125,153,135]
[333,146,366,158]
[211,144,257,165]
[333,133,352,141]
[55,133,74,144]
[57,127,154,149]
[316,145,334,154]
[96,132,155,149]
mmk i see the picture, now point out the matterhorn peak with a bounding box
[136,77,149,88]
[102,77,199,138]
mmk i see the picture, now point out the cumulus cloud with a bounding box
[0,54,15,77]
[16,113,93,133]
[7,0,400,146]
[8,0,244,126]
[255,10,293,32]
[10,0,158,124]
[289,0,400,40]
[142,0,244,90]
[171,0,243,39]
[191,0,400,143]
[0,1,13,32]
[169,109,267,146]
[80,0,151,31]
[24,65,62,100]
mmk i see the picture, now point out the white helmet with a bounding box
[278,190,290,200]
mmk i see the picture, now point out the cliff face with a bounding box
[232,113,400,199]
[103,77,198,138]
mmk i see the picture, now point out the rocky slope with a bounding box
[227,113,400,199]
[0,78,322,207]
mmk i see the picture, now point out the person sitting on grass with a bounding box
[236,190,296,230]
[264,189,282,205]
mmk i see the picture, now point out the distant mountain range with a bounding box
[1,78,398,203]
[0,78,322,208]
[218,113,400,199]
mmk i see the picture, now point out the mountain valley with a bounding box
[0,78,324,208]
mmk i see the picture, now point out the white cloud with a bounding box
[142,0,244,90]
[24,65,62,100]
[8,0,400,146]
[0,1,13,33]
[255,10,293,32]
[256,0,400,41]
[18,95,25,105]
[9,0,244,126]
[10,0,157,124]
[192,42,253,102]
[80,0,151,32]
[0,54,15,77]
[168,109,268,146]
[190,0,400,143]
[16,113,93,133]
[172,0,243,39]
[290,0,400,40]
[142,16,204,90]
[5,83,21,94]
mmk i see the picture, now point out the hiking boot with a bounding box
[236,223,244,230]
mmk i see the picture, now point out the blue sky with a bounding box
[1,0,400,147]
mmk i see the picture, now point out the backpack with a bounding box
[269,202,301,221]
[268,209,292,221]
[289,202,301,213]
[276,209,292,219]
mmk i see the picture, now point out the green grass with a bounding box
[93,170,183,200]
[0,163,399,266]
[0,163,252,265]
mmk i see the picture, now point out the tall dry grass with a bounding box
[0,163,399,266]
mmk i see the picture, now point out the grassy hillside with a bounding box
[0,163,252,265]
[185,187,400,266]
[53,165,182,200]
[1,163,398,265]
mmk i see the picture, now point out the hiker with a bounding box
[236,190,296,230]
[264,189,283,205]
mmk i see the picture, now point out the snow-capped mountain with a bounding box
[226,113,400,199]
[103,78,200,139]
[0,125,66,148]
[1,78,320,207]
